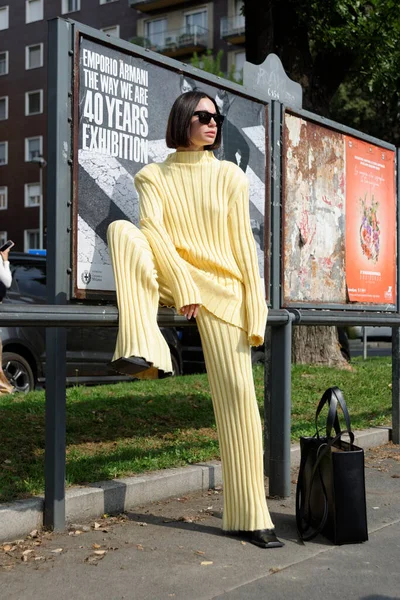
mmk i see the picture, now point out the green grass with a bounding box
[0,357,392,503]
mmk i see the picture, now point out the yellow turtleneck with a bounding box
[134,150,268,346]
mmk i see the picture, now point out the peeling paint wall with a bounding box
[283,114,346,304]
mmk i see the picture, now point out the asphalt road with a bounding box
[349,340,392,358]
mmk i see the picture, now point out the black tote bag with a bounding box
[296,386,368,545]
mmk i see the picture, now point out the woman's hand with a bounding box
[180,304,200,320]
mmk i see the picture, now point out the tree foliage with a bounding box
[190,49,241,83]
[243,0,400,142]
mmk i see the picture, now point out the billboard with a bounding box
[282,112,397,308]
[74,35,268,299]
[345,136,396,304]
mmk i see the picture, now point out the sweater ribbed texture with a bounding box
[134,151,267,346]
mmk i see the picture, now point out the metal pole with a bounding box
[363,327,368,360]
[392,328,400,444]
[269,317,292,497]
[44,17,73,531]
[39,165,43,249]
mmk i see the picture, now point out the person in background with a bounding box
[0,246,14,394]
[214,89,250,172]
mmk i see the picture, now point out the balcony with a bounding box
[132,25,208,58]
[220,15,245,45]
[129,0,188,12]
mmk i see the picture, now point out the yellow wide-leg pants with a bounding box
[108,220,274,531]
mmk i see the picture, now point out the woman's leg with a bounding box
[196,307,274,532]
[107,220,173,376]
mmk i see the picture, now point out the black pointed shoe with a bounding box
[109,356,152,376]
[230,528,284,549]
[248,529,284,549]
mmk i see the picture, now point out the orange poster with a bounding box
[345,136,396,304]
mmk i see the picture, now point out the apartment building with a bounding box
[0,0,245,251]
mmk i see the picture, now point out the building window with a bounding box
[101,25,120,37]
[26,43,44,70]
[0,51,9,76]
[145,19,167,48]
[185,8,207,33]
[0,141,8,166]
[235,0,245,24]
[0,187,7,210]
[0,6,9,31]
[25,230,40,252]
[61,0,80,14]
[25,90,43,116]
[234,51,245,79]
[100,0,118,4]
[26,0,44,24]
[25,183,41,207]
[25,136,43,162]
[0,97,8,120]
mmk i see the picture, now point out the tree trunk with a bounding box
[292,326,347,367]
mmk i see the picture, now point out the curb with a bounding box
[0,427,391,543]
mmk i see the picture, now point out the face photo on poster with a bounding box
[76,37,267,295]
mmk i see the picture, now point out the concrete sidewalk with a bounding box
[0,427,391,544]
[1,432,399,600]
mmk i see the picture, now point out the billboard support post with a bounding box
[45,18,73,531]
[269,317,293,497]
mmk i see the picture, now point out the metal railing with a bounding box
[133,25,208,55]
[220,15,245,38]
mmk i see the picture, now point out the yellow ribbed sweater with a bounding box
[134,150,267,346]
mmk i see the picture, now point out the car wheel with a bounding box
[170,353,181,376]
[2,352,35,393]
[251,350,265,366]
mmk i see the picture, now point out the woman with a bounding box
[107,91,283,548]
[0,246,14,394]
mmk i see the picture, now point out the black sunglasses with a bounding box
[193,111,225,127]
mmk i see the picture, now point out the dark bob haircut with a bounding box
[166,91,222,150]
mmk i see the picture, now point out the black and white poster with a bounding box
[76,36,267,297]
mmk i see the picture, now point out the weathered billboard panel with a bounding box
[74,36,267,299]
[283,114,346,304]
[282,113,397,308]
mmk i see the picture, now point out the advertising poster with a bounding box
[283,115,346,304]
[75,36,267,298]
[345,136,396,304]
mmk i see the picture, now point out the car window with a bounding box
[12,264,47,300]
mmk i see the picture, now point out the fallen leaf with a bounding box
[269,567,281,574]
[29,529,39,538]
[94,522,101,529]
[391,474,400,478]
[50,548,63,554]
[136,544,144,551]
[195,550,205,556]
[201,561,213,566]
[240,541,246,546]
[94,550,107,556]
[22,549,34,556]
[3,545,12,552]
[92,543,101,550]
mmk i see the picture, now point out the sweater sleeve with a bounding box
[135,169,202,312]
[0,259,12,288]
[228,181,268,346]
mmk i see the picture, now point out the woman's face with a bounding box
[187,97,218,151]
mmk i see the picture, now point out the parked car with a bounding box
[1,252,182,392]
[1,252,266,393]
[347,326,392,341]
